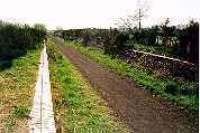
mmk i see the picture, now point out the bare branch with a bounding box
[115,0,150,30]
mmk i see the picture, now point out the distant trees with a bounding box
[129,26,159,46]
[55,20,199,63]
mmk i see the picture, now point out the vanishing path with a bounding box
[56,39,198,133]
[28,45,56,133]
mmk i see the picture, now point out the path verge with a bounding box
[0,49,41,132]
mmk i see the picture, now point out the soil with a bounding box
[56,39,198,133]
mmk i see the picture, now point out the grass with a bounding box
[131,43,174,57]
[12,105,30,118]
[48,39,129,133]
[64,40,198,112]
[0,48,41,132]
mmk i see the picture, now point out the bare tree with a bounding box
[116,0,150,30]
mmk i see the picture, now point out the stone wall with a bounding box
[120,49,198,81]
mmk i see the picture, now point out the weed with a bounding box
[12,105,30,118]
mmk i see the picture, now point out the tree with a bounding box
[160,18,177,47]
[104,28,129,56]
[116,0,150,30]
[178,20,199,63]
[33,23,47,43]
[33,23,47,32]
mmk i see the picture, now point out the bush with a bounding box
[0,21,46,60]
[165,81,179,95]
[104,29,129,56]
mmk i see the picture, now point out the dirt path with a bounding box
[56,39,198,133]
[28,45,56,133]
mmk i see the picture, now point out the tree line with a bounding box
[0,21,47,60]
[55,20,199,64]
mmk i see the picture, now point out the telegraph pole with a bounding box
[137,0,142,30]
[139,8,141,30]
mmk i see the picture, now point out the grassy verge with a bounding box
[47,40,129,133]
[0,48,41,132]
[64,40,198,112]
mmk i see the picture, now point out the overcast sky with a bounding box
[0,0,199,29]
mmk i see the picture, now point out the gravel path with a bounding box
[28,44,56,133]
[55,38,198,133]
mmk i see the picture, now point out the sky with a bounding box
[0,0,199,29]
